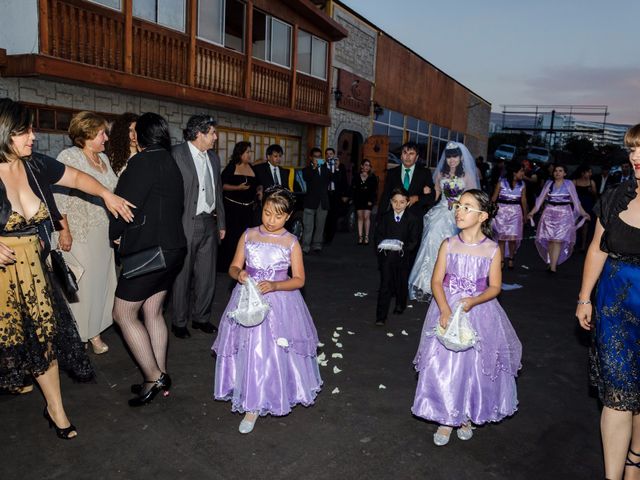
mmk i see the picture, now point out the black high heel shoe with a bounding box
[43,406,77,440]
[128,373,171,407]
[130,372,172,395]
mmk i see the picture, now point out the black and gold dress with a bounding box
[0,202,92,389]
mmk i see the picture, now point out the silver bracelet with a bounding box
[577,300,591,305]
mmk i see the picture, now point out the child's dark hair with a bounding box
[263,185,296,214]
[390,187,409,200]
[462,189,498,238]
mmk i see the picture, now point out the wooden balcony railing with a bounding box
[295,73,328,115]
[132,22,189,84]
[45,0,124,70]
[195,42,245,98]
[37,0,331,119]
[251,61,291,108]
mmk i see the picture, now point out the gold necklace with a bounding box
[84,150,105,172]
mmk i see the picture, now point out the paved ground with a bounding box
[1,231,602,479]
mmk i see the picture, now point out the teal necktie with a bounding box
[403,168,411,190]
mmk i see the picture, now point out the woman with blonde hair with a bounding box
[54,111,119,354]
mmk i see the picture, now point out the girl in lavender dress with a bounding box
[213,186,322,434]
[491,162,528,269]
[527,164,589,273]
[412,190,522,446]
[408,142,479,301]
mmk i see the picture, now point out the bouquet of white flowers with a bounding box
[436,302,478,352]
[377,239,404,252]
[227,276,270,327]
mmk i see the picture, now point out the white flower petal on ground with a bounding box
[317,352,326,361]
[332,387,340,394]
[386,332,394,337]
[407,305,413,308]
[521,265,529,270]
[333,366,342,374]
[347,331,355,335]
[401,330,408,336]
[317,342,325,347]
[276,337,289,347]
[378,384,386,389]
[331,338,338,343]
[336,342,343,348]
[333,332,340,338]
[320,360,328,367]
[353,292,368,297]
[336,327,343,331]
[332,353,343,359]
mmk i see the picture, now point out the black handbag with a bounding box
[25,162,79,296]
[50,249,79,295]
[120,246,166,279]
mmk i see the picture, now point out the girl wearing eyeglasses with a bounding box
[412,189,522,447]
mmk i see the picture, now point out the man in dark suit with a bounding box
[380,142,435,217]
[301,147,338,253]
[374,187,422,325]
[593,163,615,196]
[254,144,290,194]
[616,162,632,185]
[170,114,226,338]
[323,147,350,243]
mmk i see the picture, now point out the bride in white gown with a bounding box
[408,141,479,301]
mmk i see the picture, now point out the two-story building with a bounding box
[0,0,347,165]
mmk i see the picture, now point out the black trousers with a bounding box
[376,252,409,321]
[324,191,347,243]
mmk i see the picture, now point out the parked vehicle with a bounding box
[527,147,550,164]
[494,144,516,160]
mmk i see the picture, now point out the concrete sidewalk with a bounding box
[0,233,601,479]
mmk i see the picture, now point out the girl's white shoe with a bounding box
[239,413,258,434]
[433,426,452,446]
[456,424,474,441]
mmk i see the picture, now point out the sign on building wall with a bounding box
[336,69,372,117]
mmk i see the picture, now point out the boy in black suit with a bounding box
[254,144,290,194]
[374,188,423,325]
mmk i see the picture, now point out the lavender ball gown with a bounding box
[213,227,322,416]
[533,180,585,266]
[493,178,525,258]
[412,235,522,426]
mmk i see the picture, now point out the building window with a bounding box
[297,30,327,80]
[88,0,121,10]
[216,127,302,168]
[406,117,430,163]
[252,10,292,68]
[430,125,450,167]
[22,103,115,134]
[198,0,245,52]
[373,107,404,158]
[134,0,186,32]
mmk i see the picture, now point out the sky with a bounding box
[340,0,640,125]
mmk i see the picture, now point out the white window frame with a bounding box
[196,0,245,52]
[296,30,327,80]
[252,12,292,69]
[87,0,122,11]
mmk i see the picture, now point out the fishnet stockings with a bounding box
[113,291,168,381]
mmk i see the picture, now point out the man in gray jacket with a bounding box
[170,115,226,338]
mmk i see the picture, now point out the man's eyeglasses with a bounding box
[452,202,484,214]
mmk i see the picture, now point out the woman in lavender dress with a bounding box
[491,161,528,269]
[527,164,589,273]
[412,190,522,446]
[213,187,322,434]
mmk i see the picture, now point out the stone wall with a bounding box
[0,77,307,159]
[327,5,377,150]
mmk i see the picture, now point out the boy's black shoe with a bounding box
[375,318,386,326]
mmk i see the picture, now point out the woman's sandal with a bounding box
[364,236,369,245]
[43,406,77,440]
[626,448,640,469]
[358,235,363,245]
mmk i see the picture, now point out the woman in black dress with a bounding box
[218,141,258,272]
[0,98,134,438]
[351,159,378,244]
[110,113,187,407]
[572,164,597,251]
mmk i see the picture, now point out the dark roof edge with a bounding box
[281,0,348,41]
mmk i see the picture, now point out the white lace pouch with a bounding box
[377,239,404,252]
[227,277,271,327]
[436,302,477,352]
